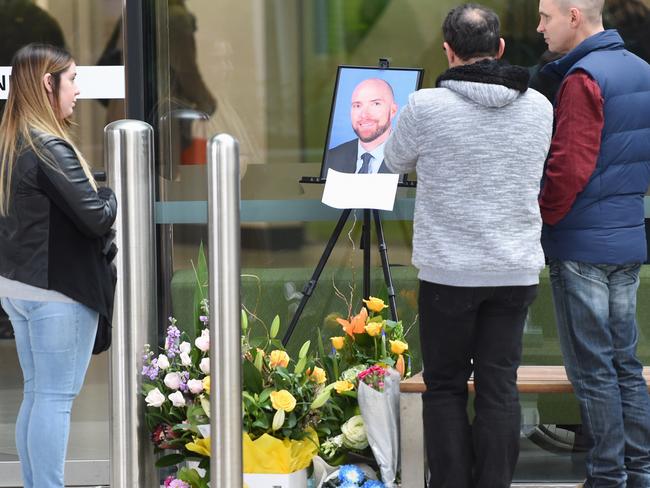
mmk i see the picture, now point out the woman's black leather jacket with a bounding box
[0,135,118,319]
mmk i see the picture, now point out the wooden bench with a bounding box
[399,365,650,487]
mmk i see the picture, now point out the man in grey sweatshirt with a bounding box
[385,4,553,487]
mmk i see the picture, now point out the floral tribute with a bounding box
[314,297,412,466]
[241,313,335,475]
[141,308,211,487]
[140,245,212,488]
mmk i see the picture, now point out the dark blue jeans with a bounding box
[549,259,650,488]
[418,280,538,488]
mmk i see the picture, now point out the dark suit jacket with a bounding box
[322,138,391,177]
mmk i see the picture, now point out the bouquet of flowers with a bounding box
[357,365,401,488]
[241,313,334,475]
[327,297,410,378]
[140,246,212,488]
[316,297,411,466]
[141,314,211,461]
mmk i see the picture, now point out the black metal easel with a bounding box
[282,57,417,346]
[281,207,399,345]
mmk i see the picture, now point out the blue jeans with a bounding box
[549,260,650,488]
[0,298,98,488]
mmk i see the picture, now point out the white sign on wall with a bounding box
[0,65,125,100]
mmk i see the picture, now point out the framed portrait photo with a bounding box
[319,65,424,181]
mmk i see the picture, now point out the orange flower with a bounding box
[395,354,405,378]
[336,307,368,338]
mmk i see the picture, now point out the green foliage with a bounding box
[242,316,335,442]
[191,242,209,341]
[178,466,210,488]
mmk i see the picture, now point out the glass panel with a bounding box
[0,1,122,484]
[149,0,650,484]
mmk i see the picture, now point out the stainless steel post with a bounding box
[105,120,158,487]
[208,134,242,487]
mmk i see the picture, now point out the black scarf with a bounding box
[436,59,530,93]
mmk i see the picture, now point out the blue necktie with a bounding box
[359,152,373,174]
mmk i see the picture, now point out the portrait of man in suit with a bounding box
[323,78,398,175]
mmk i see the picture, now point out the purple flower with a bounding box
[199,315,209,325]
[165,323,181,358]
[141,358,159,380]
[179,371,190,393]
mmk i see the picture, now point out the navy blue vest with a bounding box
[541,30,650,264]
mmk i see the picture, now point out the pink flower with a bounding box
[164,477,189,488]
[169,480,190,488]
[357,365,388,392]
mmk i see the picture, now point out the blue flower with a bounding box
[361,481,385,488]
[338,464,365,484]
[339,483,358,488]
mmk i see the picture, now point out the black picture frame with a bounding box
[319,65,424,182]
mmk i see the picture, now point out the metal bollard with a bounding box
[105,119,158,487]
[207,134,242,487]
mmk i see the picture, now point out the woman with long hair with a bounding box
[0,43,117,488]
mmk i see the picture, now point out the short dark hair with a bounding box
[442,4,501,60]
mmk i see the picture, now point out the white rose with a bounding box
[199,358,210,374]
[180,352,192,367]
[145,388,165,408]
[195,329,210,352]
[157,354,170,370]
[169,391,186,407]
[187,379,204,394]
[179,341,191,355]
[164,372,182,390]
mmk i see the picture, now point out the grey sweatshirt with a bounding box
[385,70,553,287]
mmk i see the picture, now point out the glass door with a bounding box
[0,1,123,485]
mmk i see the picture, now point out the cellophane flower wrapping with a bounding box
[242,428,319,474]
[357,368,400,487]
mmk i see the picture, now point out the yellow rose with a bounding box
[333,380,354,394]
[308,366,327,384]
[269,350,290,368]
[390,340,408,355]
[362,296,388,313]
[330,336,345,350]
[270,389,297,412]
[202,375,211,394]
[364,321,383,337]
